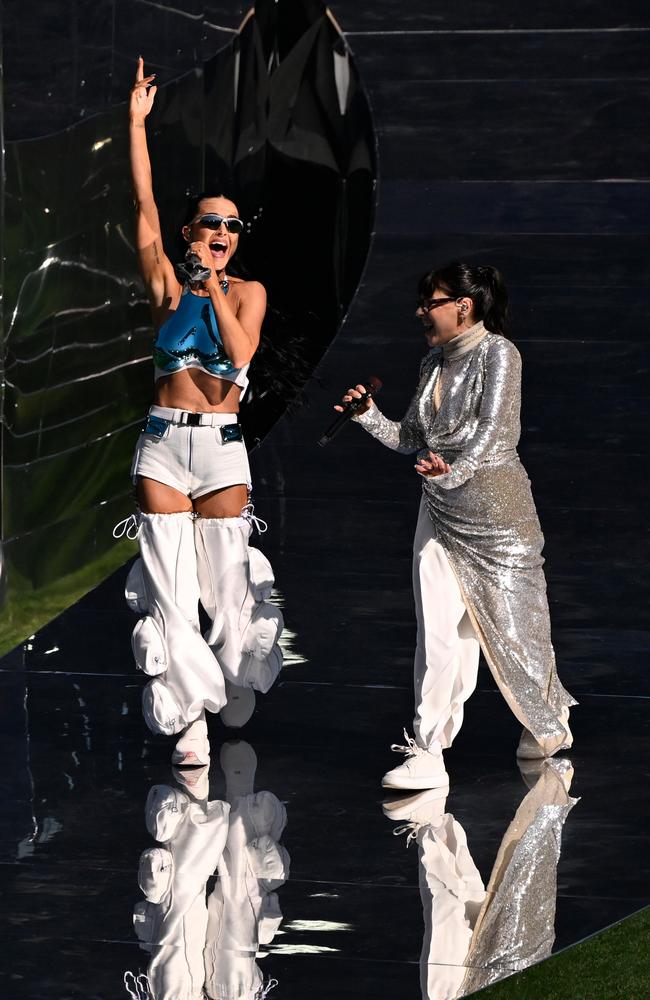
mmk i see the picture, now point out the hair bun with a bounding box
[419,260,510,337]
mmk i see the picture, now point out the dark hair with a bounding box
[181,188,239,227]
[418,261,510,337]
[176,189,243,263]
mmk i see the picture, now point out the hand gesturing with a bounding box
[130,56,157,121]
[414,450,452,478]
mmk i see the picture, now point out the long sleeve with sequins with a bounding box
[429,337,521,490]
[352,325,576,747]
[353,355,435,454]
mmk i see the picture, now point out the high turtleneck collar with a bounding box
[441,320,488,361]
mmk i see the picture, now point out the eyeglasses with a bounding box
[193,214,244,234]
[417,296,459,312]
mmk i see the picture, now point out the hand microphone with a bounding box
[318,376,383,447]
[174,251,212,285]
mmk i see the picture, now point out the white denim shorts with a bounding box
[131,405,252,499]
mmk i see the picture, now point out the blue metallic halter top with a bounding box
[152,283,249,391]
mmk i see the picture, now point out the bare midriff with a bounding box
[153,367,242,413]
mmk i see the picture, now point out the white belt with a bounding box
[149,405,238,427]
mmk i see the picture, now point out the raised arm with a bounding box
[129,57,177,313]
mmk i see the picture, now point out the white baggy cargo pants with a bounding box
[412,498,481,751]
[126,511,283,737]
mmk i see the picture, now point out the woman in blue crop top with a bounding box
[122,59,284,765]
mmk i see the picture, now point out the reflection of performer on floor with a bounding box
[338,262,577,789]
[128,741,286,1000]
[383,758,578,999]
[122,59,283,764]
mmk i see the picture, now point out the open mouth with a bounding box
[209,241,228,257]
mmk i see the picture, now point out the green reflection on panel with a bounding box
[0,493,139,655]
[1,0,376,649]
[1,71,204,646]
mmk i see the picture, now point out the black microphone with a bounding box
[318,376,383,447]
[174,251,212,285]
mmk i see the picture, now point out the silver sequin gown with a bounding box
[356,321,577,750]
[460,758,578,995]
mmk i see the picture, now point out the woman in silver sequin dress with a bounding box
[338,262,576,790]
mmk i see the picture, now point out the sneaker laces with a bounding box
[256,979,279,998]
[123,972,152,999]
[392,821,421,848]
[390,729,429,759]
[241,502,268,535]
[113,513,140,540]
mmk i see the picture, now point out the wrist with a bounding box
[129,115,147,127]
[206,272,226,290]
[354,403,375,423]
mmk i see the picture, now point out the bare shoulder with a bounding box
[230,277,266,302]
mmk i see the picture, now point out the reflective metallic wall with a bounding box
[0,0,375,652]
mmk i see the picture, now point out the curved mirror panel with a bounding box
[0,0,376,651]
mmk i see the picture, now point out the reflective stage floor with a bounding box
[3,0,649,994]
[1,493,648,1000]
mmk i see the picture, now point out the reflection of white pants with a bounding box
[413,499,481,750]
[420,814,485,1000]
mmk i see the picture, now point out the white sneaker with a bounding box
[381,731,449,790]
[382,786,450,822]
[383,788,450,847]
